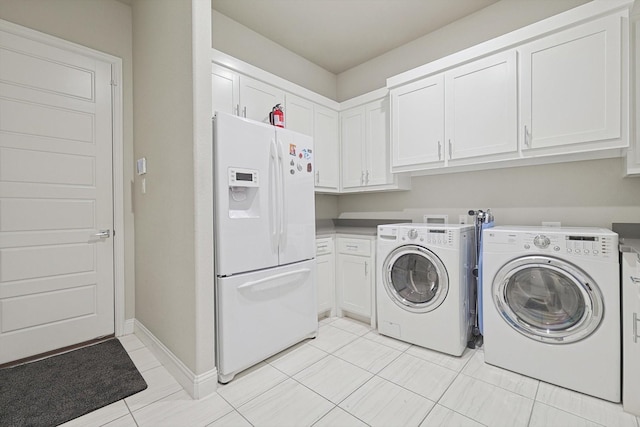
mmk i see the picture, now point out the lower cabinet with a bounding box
[622,250,640,415]
[316,237,336,318]
[336,236,376,327]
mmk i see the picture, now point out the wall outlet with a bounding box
[459,215,468,225]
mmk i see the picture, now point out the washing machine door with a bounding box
[382,245,448,313]
[493,255,603,343]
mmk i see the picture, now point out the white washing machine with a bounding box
[377,223,475,356]
[482,226,620,402]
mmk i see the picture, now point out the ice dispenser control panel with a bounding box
[228,168,258,187]
[228,167,259,219]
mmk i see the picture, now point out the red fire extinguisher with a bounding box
[270,104,284,128]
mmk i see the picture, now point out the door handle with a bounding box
[94,230,111,238]
[631,276,640,284]
[438,141,441,160]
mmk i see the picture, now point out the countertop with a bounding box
[316,218,410,238]
[613,223,640,256]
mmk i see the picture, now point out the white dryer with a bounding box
[482,226,620,402]
[377,223,475,356]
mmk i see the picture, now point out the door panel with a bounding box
[276,127,315,265]
[0,27,114,364]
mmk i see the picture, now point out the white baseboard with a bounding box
[133,319,218,399]
[121,318,135,336]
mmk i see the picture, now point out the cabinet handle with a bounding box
[365,170,370,185]
[364,261,368,276]
[448,140,452,159]
[242,106,247,118]
[631,276,640,284]
[438,141,441,160]
[360,171,365,185]
[346,244,358,250]
[524,125,531,148]
[634,313,639,344]
[235,104,240,116]
[316,170,320,184]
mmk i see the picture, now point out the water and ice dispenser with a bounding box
[228,167,260,218]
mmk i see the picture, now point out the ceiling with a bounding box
[211,0,500,74]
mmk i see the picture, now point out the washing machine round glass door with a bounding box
[382,245,448,313]
[492,255,604,343]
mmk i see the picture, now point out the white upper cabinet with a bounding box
[519,13,624,155]
[340,106,366,189]
[313,105,340,191]
[340,96,409,191]
[445,50,518,163]
[390,50,517,172]
[212,63,239,116]
[391,74,445,171]
[239,75,285,124]
[211,65,284,124]
[285,93,314,136]
[286,94,340,191]
[628,16,640,176]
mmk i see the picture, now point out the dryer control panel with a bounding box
[399,227,458,247]
[484,229,617,260]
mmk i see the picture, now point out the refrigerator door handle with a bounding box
[277,138,287,248]
[237,268,312,293]
[269,139,279,253]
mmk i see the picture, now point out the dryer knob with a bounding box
[533,235,551,249]
[408,229,418,240]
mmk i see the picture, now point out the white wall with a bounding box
[132,0,197,370]
[0,0,136,320]
[336,0,590,101]
[211,9,337,100]
[337,158,640,229]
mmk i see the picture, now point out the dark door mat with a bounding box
[0,338,148,426]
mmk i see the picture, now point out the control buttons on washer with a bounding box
[584,249,589,254]
[575,249,581,254]
[408,229,418,240]
[567,248,572,253]
[593,250,599,254]
[533,235,551,249]
[524,244,530,249]
[554,246,560,251]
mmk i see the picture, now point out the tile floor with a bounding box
[61,317,640,427]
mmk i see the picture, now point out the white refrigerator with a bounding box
[213,112,317,383]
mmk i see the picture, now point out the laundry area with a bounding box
[1,0,640,426]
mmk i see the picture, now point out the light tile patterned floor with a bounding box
[61,317,640,427]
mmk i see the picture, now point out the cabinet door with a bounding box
[239,75,285,124]
[337,254,371,317]
[340,106,366,189]
[314,105,340,190]
[446,51,518,160]
[365,98,393,186]
[212,63,239,116]
[285,93,314,136]
[316,254,335,316]
[622,252,640,415]
[390,74,444,171]
[519,14,622,152]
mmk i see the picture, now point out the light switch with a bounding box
[137,158,147,175]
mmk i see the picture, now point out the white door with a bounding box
[239,75,285,124]
[212,63,239,116]
[340,106,366,189]
[519,13,621,151]
[284,93,313,136]
[390,74,445,171]
[213,113,278,276]
[446,51,518,160]
[276,127,315,265]
[313,105,339,191]
[365,98,392,186]
[0,29,114,363]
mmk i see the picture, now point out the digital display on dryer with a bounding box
[567,236,598,241]
[429,230,446,234]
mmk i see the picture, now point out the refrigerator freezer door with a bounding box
[276,127,316,265]
[216,259,318,382]
[214,112,279,276]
